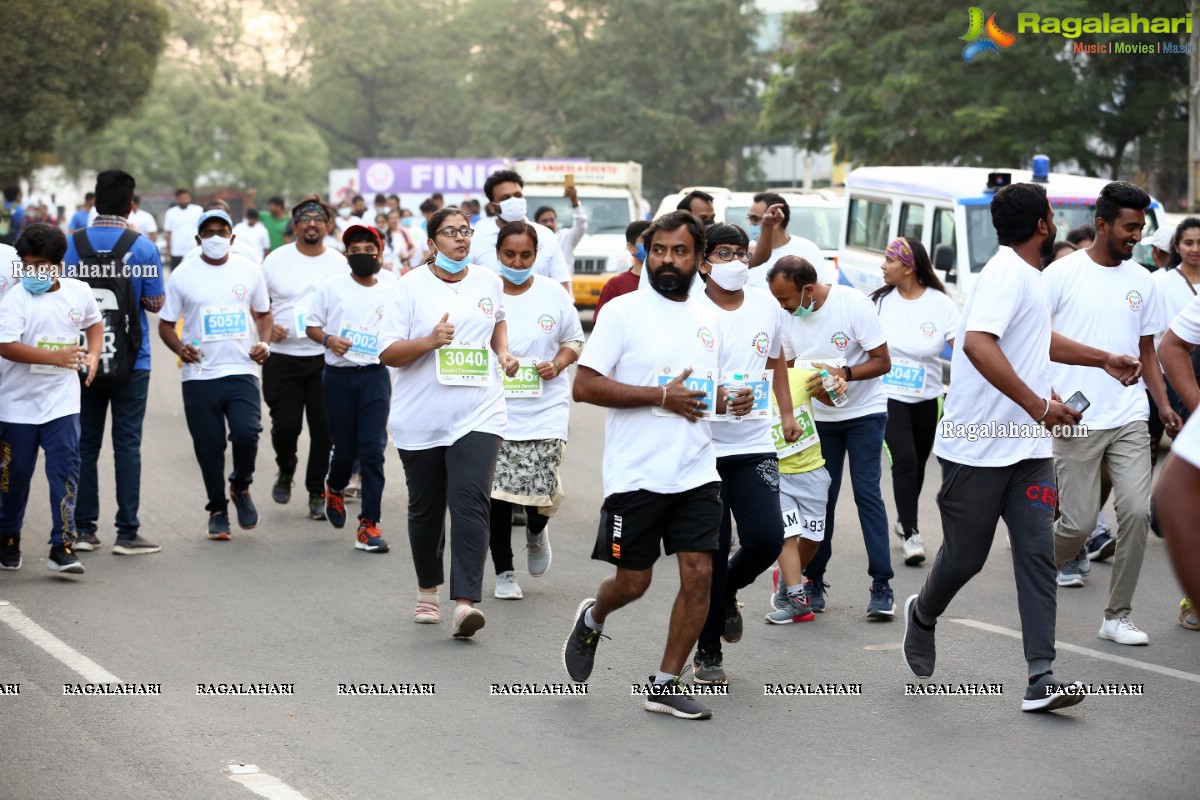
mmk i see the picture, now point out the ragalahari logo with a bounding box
[961,7,1016,62]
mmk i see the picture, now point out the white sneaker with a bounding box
[903,533,926,566]
[1098,614,1149,645]
[495,570,524,600]
[527,527,552,577]
[452,605,486,638]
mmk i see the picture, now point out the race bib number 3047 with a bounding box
[436,343,492,386]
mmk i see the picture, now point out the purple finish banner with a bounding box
[358,158,511,196]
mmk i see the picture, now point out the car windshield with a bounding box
[724,205,840,251]
[964,204,1159,272]
[526,195,631,235]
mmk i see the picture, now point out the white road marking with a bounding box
[0,601,121,683]
[225,766,312,800]
[950,617,1200,685]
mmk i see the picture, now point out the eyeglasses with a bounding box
[198,229,232,239]
[712,248,750,262]
[437,227,474,239]
[294,215,326,225]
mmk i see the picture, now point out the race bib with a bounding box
[339,322,380,365]
[882,356,926,398]
[502,358,542,398]
[293,307,308,338]
[31,334,79,375]
[720,370,772,421]
[201,304,249,342]
[772,405,819,459]
[653,366,717,420]
[436,343,492,386]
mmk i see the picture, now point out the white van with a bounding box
[837,162,1165,310]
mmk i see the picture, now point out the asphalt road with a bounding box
[2,327,1198,800]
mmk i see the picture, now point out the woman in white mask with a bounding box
[689,222,802,686]
[485,221,585,601]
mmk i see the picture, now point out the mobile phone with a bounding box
[564,173,575,189]
[1064,391,1090,414]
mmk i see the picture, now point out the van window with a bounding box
[932,207,955,261]
[848,197,890,252]
[899,203,925,240]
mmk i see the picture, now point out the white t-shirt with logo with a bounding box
[305,274,401,368]
[1153,267,1200,344]
[0,278,102,424]
[781,284,887,422]
[1171,410,1200,468]
[1043,249,1160,430]
[701,286,785,457]
[233,221,271,258]
[875,287,960,403]
[934,247,1053,467]
[1168,292,1200,344]
[388,266,507,450]
[579,289,722,497]
[163,203,204,257]
[468,216,572,288]
[503,276,585,442]
[159,254,270,382]
[261,244,348,357]
[747,235,835,290]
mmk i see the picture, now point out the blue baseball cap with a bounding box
[197,209,233,232]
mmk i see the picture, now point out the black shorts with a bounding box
[591,481,722,570]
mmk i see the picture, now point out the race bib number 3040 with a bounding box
[436,343,492,386]
[653,366,717,420]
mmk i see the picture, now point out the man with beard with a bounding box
[1042,182,1179,644]
[260,196,347,520]
[900,183,1142,712]
[563,210,723,720]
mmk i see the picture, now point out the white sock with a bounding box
[584,607,602,632]
[654,671,676,685]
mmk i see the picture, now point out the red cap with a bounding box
[342,224,382,250]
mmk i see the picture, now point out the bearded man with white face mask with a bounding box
[468,169,572,295]
[688,222,802,686]
[158,210,273,541]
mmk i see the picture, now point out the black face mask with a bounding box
[348,253,381,277]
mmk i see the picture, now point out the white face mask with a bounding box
[338,207,352,218]
[498,197,527,222]
[707,259,748,292]
[201,236,231,260]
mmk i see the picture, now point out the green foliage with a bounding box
[760,0,1190,184]
[0,0,168,183]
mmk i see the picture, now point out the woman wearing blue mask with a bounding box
[486,222,584,601]
[382,206,520,639]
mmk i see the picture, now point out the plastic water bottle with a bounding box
[820,369,847,407]
[191,340,204,374]
[726,373,746,423]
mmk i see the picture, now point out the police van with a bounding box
[836,158,1165,309]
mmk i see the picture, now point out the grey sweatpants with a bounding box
[398,431,502,603]
[916,457,1058,670]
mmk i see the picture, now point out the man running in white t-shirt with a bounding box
[563,210,723,720]
[901,182,1142,713]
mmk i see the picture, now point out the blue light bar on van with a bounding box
[1032,154,1050,183]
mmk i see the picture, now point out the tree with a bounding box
[0,0,168,183]
[761,0,1190,182]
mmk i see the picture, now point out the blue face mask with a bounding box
[434,250,470,274]
[500,264,533,285]
[21,274,53,294]
[747,224,762,241]
[634,244,647,263]
[791,287,815,318]
[402,217,415,228]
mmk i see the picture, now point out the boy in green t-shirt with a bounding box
[766,366,844,623]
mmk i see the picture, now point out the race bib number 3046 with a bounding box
[502,358,542,398]
[653,366,717,420]
[436,343,492,386]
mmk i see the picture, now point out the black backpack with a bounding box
[71,228,142,385]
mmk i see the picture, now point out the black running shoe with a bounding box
[229,488,258,530]
[693,648,728,685]
[74,532,102,551]
[562,598,606,682]
[643,676,713,720]
[324,486,347,529]
[722,598,744,644]
[0,534,21,570]
[272,472,293,505]
[308,493,326,521]
[208,512,232,541]
[47,543,84,574]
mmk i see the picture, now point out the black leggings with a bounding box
[884,397,940,533]
[488,499,549,574]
